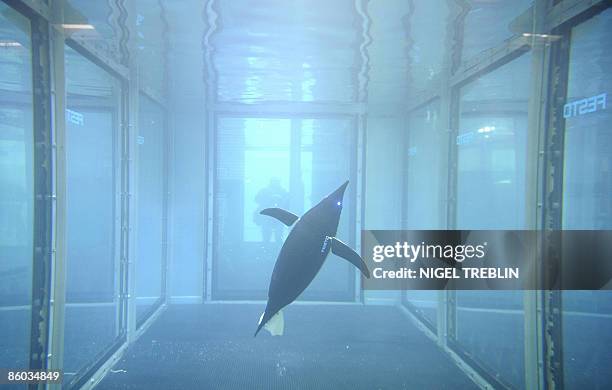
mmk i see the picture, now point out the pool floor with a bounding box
[98,304,477,389]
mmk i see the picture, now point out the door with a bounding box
[212,116,357,301]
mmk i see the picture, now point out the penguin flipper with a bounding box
[260,208,299,226]
[331,237,371,278]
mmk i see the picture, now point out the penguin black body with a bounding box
[254,181,370,337]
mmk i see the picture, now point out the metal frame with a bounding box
[66,36,128,80]
[47,2,67,389]
[11,0,55,380]
[6,0,49,19]
[354,114,366,302]
[113,79,125,355]
[523,1,552,388]
[203,0,218,302]
[124,46,138,340]
[354,0,370,303]
[204,112,214,302]
[160,103,171,303]
[545,0,610,29]
[210,102,366,116]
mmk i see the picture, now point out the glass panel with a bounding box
[406,0,449,95]
[562,9,611,230]
[298,118,354,300]
[456,53,531,229]
[561,8,612,389]
[64,45,122,378]
[214,117,355,300]
[366,1,411,105]
[404,100,444,229]
[213,0,359,103]
[403,99,444,327]
[459,0,533,62]
[135,0,166,95]
[64,0,124,64]
[214,117,291,299]
[136,95,165,322]
[0,2,33,371]
[455,53,531,389]
[456,290,525,387]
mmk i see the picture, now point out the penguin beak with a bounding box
[330,181,349,201]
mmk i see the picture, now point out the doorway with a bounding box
[211,116,358,301]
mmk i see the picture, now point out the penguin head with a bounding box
[302,181,349,235]
[328,180,349,209]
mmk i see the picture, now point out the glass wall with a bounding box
[135,0,166,95]
[136,94,166,322]
[365,1,411,105]
[561,8,612,389]
[0,2,33,371]
[63,45,122,380]
[213,117,356,300]
[459,0,533,62]
[406,0,449,95]
[456,53,530,230]
[403,99,444,328]
[453,53,532,389]
[404,100,445,229]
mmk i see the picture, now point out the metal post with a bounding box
[540,13,571,389]
[125,71,138,342]
[112,0,125,341]
[124,0,139,341]
[162,106,171,304]
[354,0,370,303]
[205,111,215,301]
[30,9,54,389]
[355,114,365,302]
[439,0,462,347]
[47,2,66,389]
[203,0,218,301]
[523,1,553,389]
